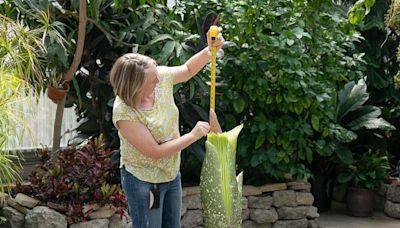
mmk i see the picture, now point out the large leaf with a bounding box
[344,106,395,131]
[352,118,396,131]
[345,105,381,129]
[200,125,243,228]
[334,125,357,143]
[337,79,369,120]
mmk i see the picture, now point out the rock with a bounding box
[272,218,308,228]
[181,210,202,228]
[14,194,39,209]
[289,183,311,192]
[308,218,321,228]
[249,208,278,224]
[25,206,67,228]
[46,202,64,212]
[277,206,319,220]
[88,206,114,219]
[70,219,109,228]
[0,193,10,208]
[6,198,29,215]
[242,208,250,221]
[295,192,314,206]
[259,183,287,193]
[181,202,187,217]
[248,196,273,209]
[243,186,262,196]
[183,195,202,209]
[182,186,200,197]
[272,190,297,207]
[386,185,400,203]
[82,204,100,215]
[242,220,271,228]
[108,214,131,228]
[287,181,307,187]
[242,197,248,209]
[390,178,400,185]
[2,206,25,228]
[384,200,400,219]
[377,184,389,196]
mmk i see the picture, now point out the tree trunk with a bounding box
[52,96,66,152]
[52,0,87,152]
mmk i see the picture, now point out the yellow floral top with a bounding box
[112,66,180,183]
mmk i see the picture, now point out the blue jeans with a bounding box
[120,168,182,228]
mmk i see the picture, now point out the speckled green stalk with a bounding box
[200,125,243,228]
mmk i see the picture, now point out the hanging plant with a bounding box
[47,76,70,103]
[200,125,243,228]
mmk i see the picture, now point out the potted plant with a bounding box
[47,73,70,103]
[311,78,395,212]
[338,150,389,217]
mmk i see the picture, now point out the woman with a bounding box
[110,27,224,228]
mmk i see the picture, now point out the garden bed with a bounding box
[1,181,319,228]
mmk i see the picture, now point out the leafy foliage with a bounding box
[338,150,389,189]
[331,79,395,165]
[0,14,45,195]
[352,0,400,172]
[13,136,127,224]
[1,0,72,88]
[348,0,376,24]
[181,0,366,183]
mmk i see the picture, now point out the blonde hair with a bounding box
[109,53,153,108]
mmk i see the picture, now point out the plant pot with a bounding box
[346,187,375,217]
[311,174,334,212]
[47,83,69,103]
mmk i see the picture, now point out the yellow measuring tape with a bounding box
[209,25,218,110]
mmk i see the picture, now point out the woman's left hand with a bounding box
[207,26,224,53]
[209,109,222,134]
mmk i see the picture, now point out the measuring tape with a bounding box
[209,25,218,110]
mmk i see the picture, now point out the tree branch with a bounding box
[63,0,87,82]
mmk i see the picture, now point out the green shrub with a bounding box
[182,0,366,183]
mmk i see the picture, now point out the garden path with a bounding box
[319,201,399,228]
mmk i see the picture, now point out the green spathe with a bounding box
[200,125,243,228]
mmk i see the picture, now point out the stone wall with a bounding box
[0,193,131,228]
[384,184,400,219]
[181,182,320,228]
[1,182,320,228]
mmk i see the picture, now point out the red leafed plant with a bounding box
[14,135,127,224]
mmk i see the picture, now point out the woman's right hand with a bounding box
[191,121,210,139]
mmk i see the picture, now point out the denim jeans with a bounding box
[120,168,182,228]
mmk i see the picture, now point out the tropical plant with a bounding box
[338,150,389,189]
[13,136,127,224]
[200,125,243,228]
[329,78,395,165]
[310,69,395,212]
[0,74,24,194]
[0,14,46,93]
[0,13,47,194]
[342,0,400,184]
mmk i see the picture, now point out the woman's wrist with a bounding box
[203,46,212,58]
